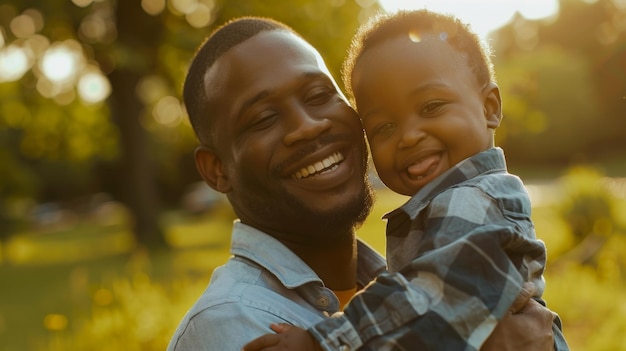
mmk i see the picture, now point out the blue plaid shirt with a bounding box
[309,147,569,350]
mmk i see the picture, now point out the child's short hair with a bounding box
[342,9,495,102]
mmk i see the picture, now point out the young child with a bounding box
[244,9,568,351]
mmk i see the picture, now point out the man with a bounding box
[167,16,558,351]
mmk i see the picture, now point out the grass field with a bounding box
[1,176,625,350]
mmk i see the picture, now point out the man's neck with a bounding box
[285,234,358,291]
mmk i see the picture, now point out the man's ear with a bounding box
[483,82,503,129]
[194,146,231,193]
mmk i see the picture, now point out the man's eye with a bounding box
[249,111,278,130]
[306,87,334,105]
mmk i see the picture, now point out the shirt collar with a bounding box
[230,221,386,290]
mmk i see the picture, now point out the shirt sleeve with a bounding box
[309,186,550,351]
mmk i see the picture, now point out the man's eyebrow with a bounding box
[303,70,330,81]
[238,90,271,117]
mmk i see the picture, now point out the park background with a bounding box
[1,0,625,349]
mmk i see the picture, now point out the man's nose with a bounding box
[282,105,332,145]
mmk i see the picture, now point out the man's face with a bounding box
[202,31,373,244]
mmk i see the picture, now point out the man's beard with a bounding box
[236,174,375,245]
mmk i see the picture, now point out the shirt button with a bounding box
[317,295,330,307]
[339,345,351,351]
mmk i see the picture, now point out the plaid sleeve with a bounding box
[309,186,550,351]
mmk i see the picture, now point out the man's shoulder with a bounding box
[168,255,328,350]
[166,258,294,351]
[188,256,267,310]
[166,298,276,351]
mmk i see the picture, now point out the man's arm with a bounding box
[482,283,555,351]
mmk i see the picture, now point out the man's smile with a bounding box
[292,152,344,179]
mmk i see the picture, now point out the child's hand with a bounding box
[241,323,323,351]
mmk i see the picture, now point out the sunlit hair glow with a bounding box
[342,9,495,105]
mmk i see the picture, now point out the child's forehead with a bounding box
[362,33,463,62]
[350,35,477,99]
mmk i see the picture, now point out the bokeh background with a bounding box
[0,0,625,350]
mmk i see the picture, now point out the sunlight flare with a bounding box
[377,0,559,39]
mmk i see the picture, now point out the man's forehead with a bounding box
[205,30,335,96]
[238,30,326,69]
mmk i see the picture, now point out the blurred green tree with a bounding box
[557,167,618,265]
[495,46,603,164]
[492,0,626,167]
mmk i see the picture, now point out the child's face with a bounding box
[351,34,501,196]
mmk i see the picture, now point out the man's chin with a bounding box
[304,183,374,234]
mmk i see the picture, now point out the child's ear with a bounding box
[194,146,232,193]
[483,82,502,129]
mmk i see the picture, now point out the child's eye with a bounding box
[369,122,396,138]
[421,100,447,116]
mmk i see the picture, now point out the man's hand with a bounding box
[241,324,323,351]
[482,282,555,351]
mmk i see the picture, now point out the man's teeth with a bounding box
[292,152,344,179]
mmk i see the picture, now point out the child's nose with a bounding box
[398,124,426,149]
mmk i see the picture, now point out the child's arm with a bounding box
[242,284,557,351]
[308,187,557,351]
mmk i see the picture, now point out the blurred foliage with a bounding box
[46,267,197,351]
[550,166,625,269]
[492,0,626,167]
[544,259,626,350]
[495,47,602,162]
[558,167,618,241]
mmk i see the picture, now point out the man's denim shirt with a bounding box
[167,221,386,351]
